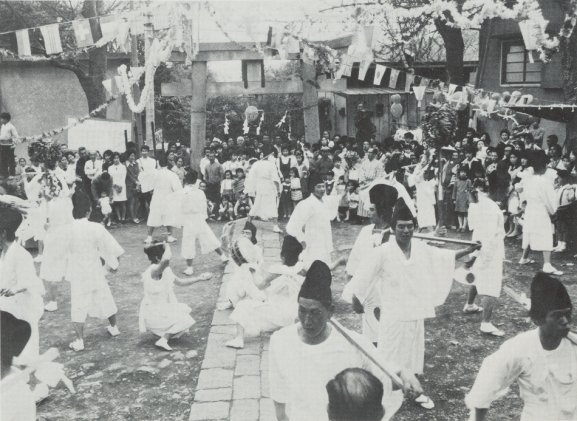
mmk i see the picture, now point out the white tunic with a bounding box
[521,172,557,237]
[246,160,280,219]
[147,168,182,227]
[286,194,333,268]
[269,323,401,421]
[467,194,505,297]
[411,168,437,228]
[466,330,577,421]
[179,185,220,259]
[137,157,157,193]
[0,242,45,365]
[0,368,36,421]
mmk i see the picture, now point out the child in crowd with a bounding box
[347,181,360,224]
[172,157,185,185]
[553,169,576,253]
[99,191,112,227]
[453,168,472,232]
[289,167,302,208]
[332,156,345,182]
[325,171,335,195]
[278,177,293,219]
[218,196,234,221]
[233,168,245,201]
[234,191,252,219]
[221,170,234,199]
[336,176,348,222]
[300,167,310,199]
[199,180,215,219]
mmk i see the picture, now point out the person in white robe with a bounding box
[342,184,399,345]
[139,243,212,351]
[466,272,576,421]
[65,191,124,351]
[286,172,333,270]
[269,260,424,421]
[351,198,480,409]
[0,208,45,365]
[33,167,73,312]
[136,145,157,217]
[407,155,437,231]
[517,151,562,275]
[245,158,281,233]
[226,235,304,349]
[175,170,228,276]
[145,158,182,244]
[462,178,506,337]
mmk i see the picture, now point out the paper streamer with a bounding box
[373,64,386,85]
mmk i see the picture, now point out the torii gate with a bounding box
[161,38,349,171]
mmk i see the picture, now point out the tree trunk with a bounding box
[434,19,466,85]
[81,0,107,117]
[560,25,577,104]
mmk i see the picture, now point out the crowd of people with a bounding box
[1,115,576,421]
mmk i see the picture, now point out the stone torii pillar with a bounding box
[190,61,207,172]
[301,61,321,143]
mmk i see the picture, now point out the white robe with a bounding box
[147,168,183,227]
[179,185,220,259]
[352,239,455,374]
[467,195,505,297]
[269,323,402,421]
[136,157,157,193]
[519,172,557,251]
[0,242,45,365]
[466,330,577,421]
[286,194,333,269]
[410,168,437,228]
[246,160,280,219]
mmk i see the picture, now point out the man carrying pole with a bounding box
[350,197,481,409]
[269,260,423,421]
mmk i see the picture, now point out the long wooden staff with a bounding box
[412,233,480,247]
[329,318,403,389]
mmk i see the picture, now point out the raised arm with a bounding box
[150,243,171,279]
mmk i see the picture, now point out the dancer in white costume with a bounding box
[139,242,212,351]
[466,273,576,421]
[226,235,304,349]
[0,208,44,365]
[462,178,506,337]
[245,158,282,232]
[351,197,480,409]
[66,191,124,351]
[286,172,333,269]
[177,170,228,276]
[145,157,182,244]
[342,184,399,345]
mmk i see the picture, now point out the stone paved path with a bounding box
[189,220,282,421]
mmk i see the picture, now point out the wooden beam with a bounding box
[301,61,321,143]
[162,80,304,97]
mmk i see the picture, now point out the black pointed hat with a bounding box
[308,171,325,192]
[298,260,332,303]
[1,311,31,367]
[72,190,92,219]
[243,221,257,244]
[0,207,23,237]
[369,184,398,210]
[529,272,572,320]
[391,197,415,227]
[281,235,303,266]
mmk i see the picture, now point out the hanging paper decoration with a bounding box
[519,94,534,105]
[72,19,94,48]
[99,16,119,45]
[40,24,63,55]
[224,116,230,135]
[358,59,371,81]
[15,29,31,56]
[389,69,400,89]
[405,73,415,92]
[256,112,264,135]
[115,20,131,53]
[448,84,458,96]
[413,86,426,106]
[373,64,386,85]
[102,79,112,94]
[519,19,547,63]
[243,117,250,134]
[130,15,145,36]
[276,111,288,129]
[114,76,125,93]
[152,8,171,30]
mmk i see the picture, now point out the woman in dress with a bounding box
[411,152,437,232]
[108,152,127,223]
[139,242,211,351]
[125,151,141,223]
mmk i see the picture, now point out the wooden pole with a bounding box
[412,233,479,247]
[151,121,156,158]
[144,16,154,146]
[301,61,321,143]
[124,130,128,151]
[130,0,143,148]
[190,60,207,172]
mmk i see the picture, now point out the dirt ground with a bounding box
[35,220,576,420]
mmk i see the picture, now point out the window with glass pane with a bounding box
[501,41,541,84]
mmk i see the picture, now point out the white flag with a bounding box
[99,16,119,44]
[152,8,170,30]
[389,69,400,89]
[448,83,458,96]
[15,29,31,56]
[358,59,371,81]
[40,24,63,55]
[373,64,386,85]
[102,79,112,94]
[72,19,94,48]
[405,73,415,92]
[413,86,426,106]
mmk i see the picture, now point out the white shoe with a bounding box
[183,267,194,276]
[107,325,120,337]
[220,254,230,262]
[542,263,563,275]
[155,338,172,351]
[144,236,153,244]
[34,255,43,263]
[272,226,282,233]
[44,301,58,312]
[226,337,244,349]
[166,236,177,243]
[69,339,84,351]
[33,383,50,403]
[553,242,566,253]
[414,394,435,409]
[463,304,483,314]
[480,322,505,337]
[217,301,233,311]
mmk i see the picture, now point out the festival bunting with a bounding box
[152,8,171,30]
[413,86,426,106]
[358,59,371,81]
[373,64,386,85]
[448,84,458,96]
[15,29,31,56]
[99,16,119,44]
[72,19,94,48]
[102,79,112,94]
[40,24,63,55]
[389,69,400,89]
[405,73,415,92]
